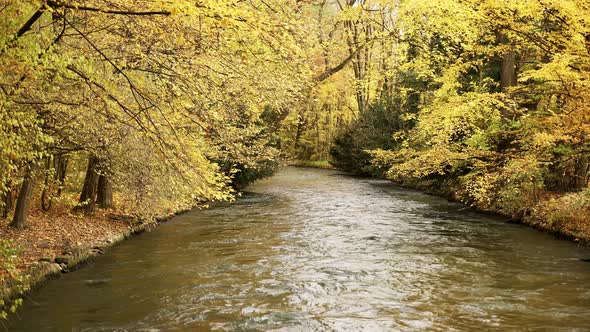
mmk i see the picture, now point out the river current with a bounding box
[8,167,590,331]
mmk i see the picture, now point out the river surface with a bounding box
[8,167,590,331]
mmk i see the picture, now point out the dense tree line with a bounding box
[0,0,311,228]
[318,0,589,228]
[2,0,589,236]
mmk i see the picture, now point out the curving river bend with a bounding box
[8,167,590,331]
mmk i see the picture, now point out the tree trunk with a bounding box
[315,111,321,159]
[2,181,12,219]
[41,157,52,211]
[97,175,114,209]
[78,155,100,212]
[10,162,37,229]
[294,113,305,154]
[573,155,589,190]
[500,49,516,90]
[55,154,68,197]
[496,31,517,90]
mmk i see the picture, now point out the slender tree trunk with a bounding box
[573,155,589,190]
[2,181,12,219]
[10,162,37,229]
[326,105,332,161]
[78,155,100,212]
[315,111,321,159]
[55,154,68,197]
[294,113,305,153]
[353,52,367,114]
[343,19,369,115]
[41,157,52,211]
[97,175,114,209]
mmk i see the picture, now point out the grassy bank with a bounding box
[289,160,335,170]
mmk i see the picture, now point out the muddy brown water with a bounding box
[8,167,590,331]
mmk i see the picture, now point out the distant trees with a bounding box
[321,0,589,218]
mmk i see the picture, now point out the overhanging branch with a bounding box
[315,45,363,82]
[46,1,171,16]
[315,33,398,82]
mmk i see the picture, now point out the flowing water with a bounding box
[8,167,590,331]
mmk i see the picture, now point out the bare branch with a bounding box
[46,1,171,16]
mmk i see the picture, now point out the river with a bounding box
[8,167,590,331]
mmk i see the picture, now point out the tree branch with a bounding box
[316,34,387,82]
[315,45,362,82]
[46,1,171,16]
[3,1,170,50]
[16,6,46,38]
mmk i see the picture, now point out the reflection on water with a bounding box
[8,167,590,331]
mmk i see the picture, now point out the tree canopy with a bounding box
[1,0,589,232]
[1,0,315,227]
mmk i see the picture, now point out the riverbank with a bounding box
[289,160,335,170]
[0,164,274,315]
[386,178,590,246]
[8,166,590,331]
[2,164,587,318]
[0,203,189,314]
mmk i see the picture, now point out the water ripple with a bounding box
[8,167,590,331]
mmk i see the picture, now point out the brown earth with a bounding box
[0,205,134,282]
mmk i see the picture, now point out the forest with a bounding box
[1,0,590,320]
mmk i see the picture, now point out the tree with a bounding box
[9,162,37,229]
[1,0,315,225]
